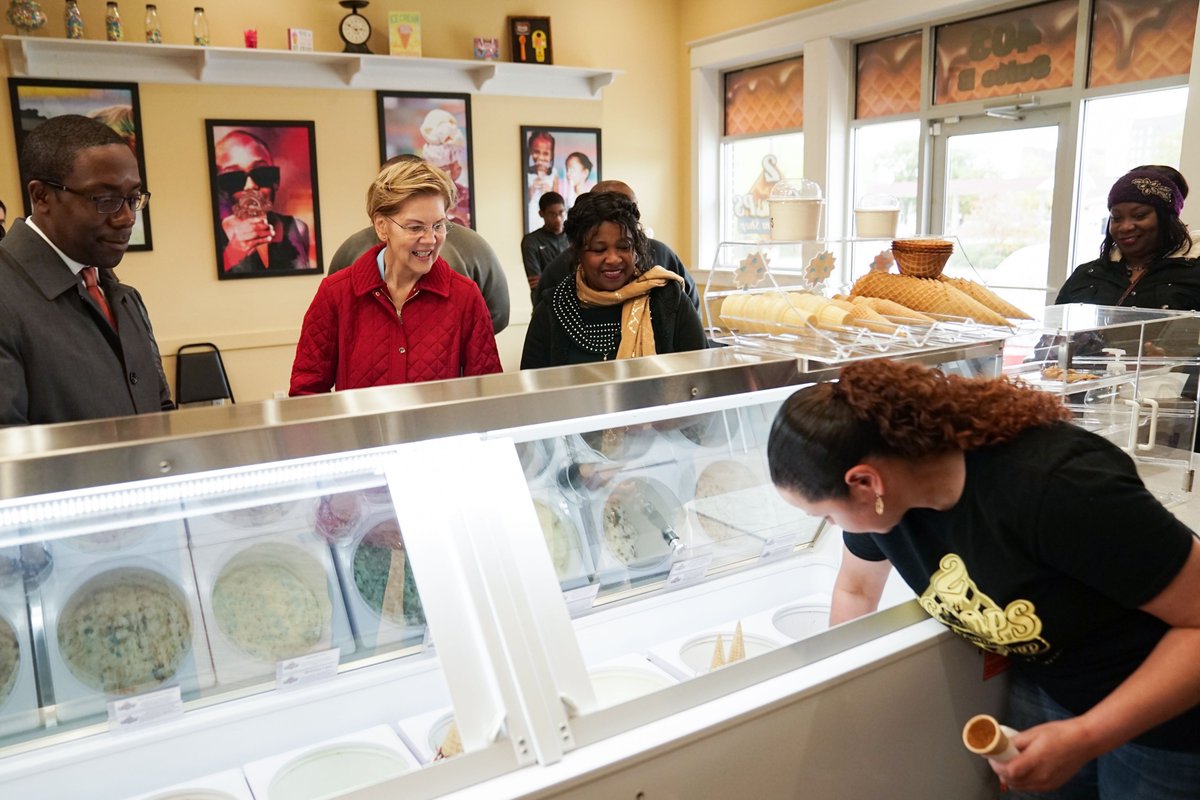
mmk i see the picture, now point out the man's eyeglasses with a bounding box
[385,217,452,238]
[39,180,150,214]
[215,165,281,196]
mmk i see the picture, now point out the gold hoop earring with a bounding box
[874,494,885,516]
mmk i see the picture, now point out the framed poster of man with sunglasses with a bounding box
[8,77,154,251]
[205,119,323,280]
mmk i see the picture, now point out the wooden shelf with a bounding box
[3,36,619,99]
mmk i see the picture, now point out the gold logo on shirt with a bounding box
[918,553,1049,657]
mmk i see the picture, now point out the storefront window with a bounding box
[1072,86,1188,268]
[855,32,922,120]
[852,120,920,238]
[1088,0,1196,88]
[933,0,1077,105]
[721,56,803,242]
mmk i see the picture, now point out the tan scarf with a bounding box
[575,265,683,359]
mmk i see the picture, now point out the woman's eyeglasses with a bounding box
[38,180,150,214]
[385,217,451,237]
[215,165,281,195]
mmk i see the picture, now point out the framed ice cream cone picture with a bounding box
[205,119,323,280]
[377,91,475,229]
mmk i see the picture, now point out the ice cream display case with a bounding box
[1003,303,1200,505]
[0,345,1008,800]
[702,237,1032,366]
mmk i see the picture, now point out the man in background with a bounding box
[327,155,510,334]
[0,114,171,425]
[215,129,312,274]
[520,190,567,303]
[534,179,700,310]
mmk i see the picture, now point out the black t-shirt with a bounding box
[844,422,1198,751]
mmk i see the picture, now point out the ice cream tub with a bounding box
[37,554,216,723]
[122,768,253,800]
[243,725,419,800]
[647,618,783,680]
[0,565,39,738]
[588,654,678,709]
[190,534,354,687]
[330,511,427,653]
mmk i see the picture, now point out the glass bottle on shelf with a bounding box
[144,3,161,43]
[64,0,84,39]
[191,6,209,46]
[104,1,122,41]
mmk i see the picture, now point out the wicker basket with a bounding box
[892,240,953,278]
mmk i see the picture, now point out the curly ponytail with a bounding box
[768,359,1070,500]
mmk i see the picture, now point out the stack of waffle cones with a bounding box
[892,238,953,278]
[851,271,1010,326]
[434,721,463,760]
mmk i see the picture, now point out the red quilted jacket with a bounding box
[290,245,501,395]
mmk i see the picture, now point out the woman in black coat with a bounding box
[1056,168,1200,310]
[520,191,705,368]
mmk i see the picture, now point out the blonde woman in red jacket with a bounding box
[290,159,501,395]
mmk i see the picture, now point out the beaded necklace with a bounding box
[552,272,621,356]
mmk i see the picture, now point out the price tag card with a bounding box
[759,532,801,564]
[664,554,713,590]
[107,686,183,731]
[562,583,600,617]
[276,647,340,692]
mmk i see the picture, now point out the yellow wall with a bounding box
[0,0,683,400]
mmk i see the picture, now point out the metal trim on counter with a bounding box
[0,343,1000,500]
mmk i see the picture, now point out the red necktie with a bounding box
[82,267,117,330]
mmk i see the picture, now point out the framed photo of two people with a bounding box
[205,119,323,280]
[520,125,601,235]
[8,77,154,250]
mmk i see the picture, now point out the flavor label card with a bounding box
[275,648,340,691]
[107,686,183,731]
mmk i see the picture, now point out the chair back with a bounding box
[175,342,234,406]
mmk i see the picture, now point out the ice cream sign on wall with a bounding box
[934,0,1078,104]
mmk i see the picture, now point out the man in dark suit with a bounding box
[0,114,172,426]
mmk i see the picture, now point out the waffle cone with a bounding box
[710,633,727,671]
[381,548,407,621]
[937,276,1032,320]
[851,271,1009,326]
[729,621,746,663]
[437,721,464,760]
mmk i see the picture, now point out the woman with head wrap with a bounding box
[1056,168,1198,309]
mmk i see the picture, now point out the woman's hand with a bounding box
[987,719,1101,793]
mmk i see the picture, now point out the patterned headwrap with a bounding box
[1107,169,1184,216]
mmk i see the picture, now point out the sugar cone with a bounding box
[256,243,270,268]
[844,303,897,333]
[719,294,751,330]
[851,271,1009,326]
[380,548,407,622]
[709,633,727,671]
[435,721,463,760]
[728,621,746,663]
[852,295,935,323]
[937,276,1032,320]
[814,303,850,330]
[962,714,1019,762]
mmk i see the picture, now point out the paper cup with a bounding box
[769,199,823,241]
[854,208,899,238]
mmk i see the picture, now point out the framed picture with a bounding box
[508,16,552,64]
[376,91,475,229]
[520,126,601,235]
[8,77,153,250]
[205,119,323,280]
